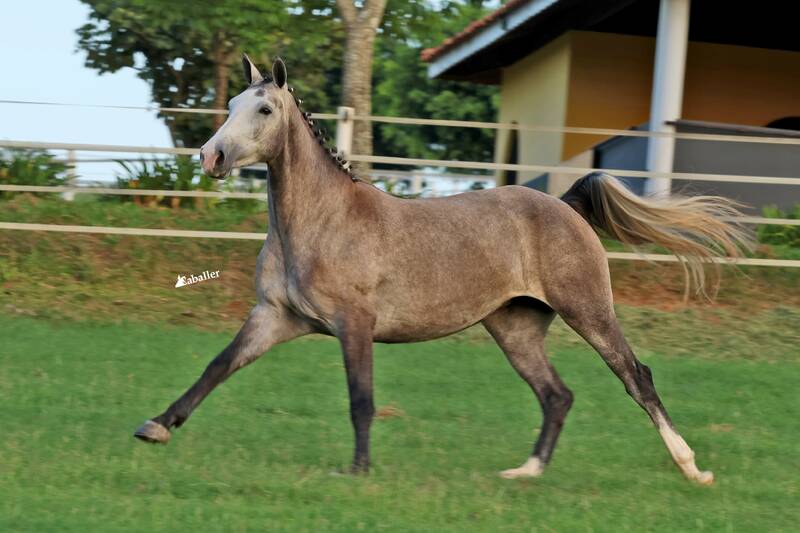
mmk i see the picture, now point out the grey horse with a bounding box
[135,56,749,484]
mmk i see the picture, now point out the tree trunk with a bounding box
[211,33,236,131]
[342,27,377,178]
[336,0,388,180]
[165,118,181,148]
[212,57,232,131]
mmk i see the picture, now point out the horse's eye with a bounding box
[259,106,272,116]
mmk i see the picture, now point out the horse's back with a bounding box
[381,185,599,260]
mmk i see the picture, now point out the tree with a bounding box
[372,0,499,168]
[335,0,388,176]
[76,0,499,170]
[77,0,343,148]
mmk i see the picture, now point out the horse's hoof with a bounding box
[133,420,171,444]
[694,470,714,486]
[499,457,544,479]
[350,464,370,476]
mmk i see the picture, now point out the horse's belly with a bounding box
[370,289,520,343]
[372,317,485,343]
[369,248,543,342]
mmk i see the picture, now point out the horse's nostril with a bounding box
[217,150,225,166]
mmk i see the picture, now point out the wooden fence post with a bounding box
[336,106,354,160]
[62,149,77,201]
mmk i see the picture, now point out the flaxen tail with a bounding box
[561,172,753,298]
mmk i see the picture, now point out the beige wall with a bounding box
[495,35,571,185]
[683,42,800,126]
[563,32,654,159]
[564,31,800,159]
[495,30,800,187]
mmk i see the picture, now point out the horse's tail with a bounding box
[560,171,753,298]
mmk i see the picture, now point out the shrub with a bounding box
[114,156,217,208]
[758,204,800,248]
[114,156,266,211]
[0,149,68,198]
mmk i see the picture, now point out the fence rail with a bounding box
[349,154,800,186]
[0,222,266,240]
[1,184,797,227]
[0,184,266,200]
[1,222,796,268]
[4,98,800,145]
[2,139,799,187]
[351,114,800,146]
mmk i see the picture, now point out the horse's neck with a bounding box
[266,112,353,246]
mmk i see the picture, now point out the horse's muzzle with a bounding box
[199,145,229,178]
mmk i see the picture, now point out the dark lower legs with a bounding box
[134,305,308,443]
[483,301,573,478]
[559,305,713,484]
[136,304,380,476]
[338,314,376,472]
[484,293,712,484]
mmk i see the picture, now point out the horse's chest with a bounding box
[283,266,336,328]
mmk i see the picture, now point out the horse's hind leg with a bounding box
[556,298,714,485]
[482,300,574,479]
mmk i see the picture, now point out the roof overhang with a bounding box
[423,0,800,83]
[426,0,561,81]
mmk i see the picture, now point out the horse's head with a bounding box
[200,55,290,178]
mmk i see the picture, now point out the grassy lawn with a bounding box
[1,315,798,532]
[2,195,799,530]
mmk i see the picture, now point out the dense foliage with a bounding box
[75,0,499,165]
[373,1,499,166]
[77,0,343,147]
[0,150,68,198]
[113,157,265,211]
[758,204,800,247]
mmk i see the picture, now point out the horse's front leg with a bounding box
[134,304,309,444]
[338,313,376,473]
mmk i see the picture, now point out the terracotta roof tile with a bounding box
[420,0,531,62]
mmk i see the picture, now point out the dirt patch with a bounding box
[376,403,406,420]
[609,261,800,311]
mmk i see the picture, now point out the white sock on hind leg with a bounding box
[658,423,714,485]
[500,457,544,479]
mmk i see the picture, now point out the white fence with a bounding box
[1,99,799,268]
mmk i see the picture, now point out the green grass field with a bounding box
[2,315,798,532]
[2,195,799,530]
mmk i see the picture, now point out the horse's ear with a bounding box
[242,53,263,85]
[272,57,287,89]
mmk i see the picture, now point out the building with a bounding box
[422,0,800,210]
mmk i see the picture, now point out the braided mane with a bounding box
[287,85,359,182]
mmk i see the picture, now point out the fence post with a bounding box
[336,106,354,160]
[410,173,423,195]
[644,0,690,197]
[62,149,77,201]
